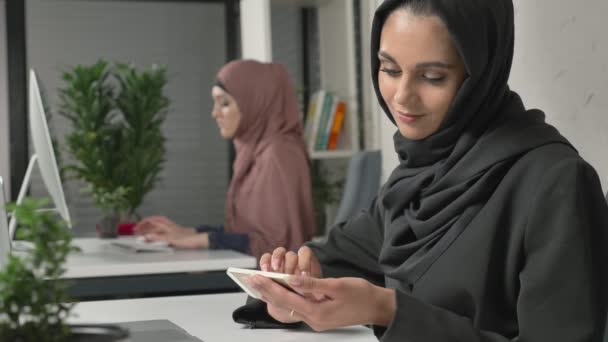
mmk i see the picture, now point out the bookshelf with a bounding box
[310,149,355,159]
[312,0,359,159]
[240,0,360,160]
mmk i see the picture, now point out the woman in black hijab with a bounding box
[247,0,608,340]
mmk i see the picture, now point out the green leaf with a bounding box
[0,198,74,340]
[58,61,169,216]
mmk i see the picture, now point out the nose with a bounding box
[394,75,416,107]
[211,105,219,119]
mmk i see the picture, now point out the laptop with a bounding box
[72,320,202,341]
[119,320,202,342]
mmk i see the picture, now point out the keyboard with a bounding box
[11,240,35,252]
[110,238,173,253]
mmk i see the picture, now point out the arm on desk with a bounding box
[196,224,249,254]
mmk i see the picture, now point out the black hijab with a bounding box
[372,0,572,285]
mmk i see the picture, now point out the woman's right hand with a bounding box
[257,246,324,323]
[259,246,322,277]
[133,216,197,240]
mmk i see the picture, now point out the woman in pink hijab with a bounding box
[135,60,316,259]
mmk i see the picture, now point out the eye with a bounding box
[422,72,446,83]
[380,67,401,77]
[221,101,230,107]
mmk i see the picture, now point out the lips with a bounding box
[396,111,423,124]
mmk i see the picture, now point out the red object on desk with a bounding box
[117,222,136,236]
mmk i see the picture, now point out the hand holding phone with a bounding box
[259,246,322,278]
[226,267,298,299]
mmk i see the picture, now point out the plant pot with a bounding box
[117,222,137,236]
[69,324,129,341]
[96,216,120,239]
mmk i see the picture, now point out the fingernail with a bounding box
[300,271,309,276]
[261,263,269,272]
[271,258,278,270]
[288,276,301,286]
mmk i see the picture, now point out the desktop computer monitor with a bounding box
[8,70,72,239]
[0,177,10,266]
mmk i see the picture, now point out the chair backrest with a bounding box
[332,150,382,226]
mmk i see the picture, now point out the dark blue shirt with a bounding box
[195,224,249,254]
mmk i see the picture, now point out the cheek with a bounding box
[219,108,231,120]
[378,74,396,105]
[225,109,239,128]
[420,86,454,116]
[426,90,448,112]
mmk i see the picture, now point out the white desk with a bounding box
[71,293,377,342]
[30,237,256,300]
[64,238,256,279]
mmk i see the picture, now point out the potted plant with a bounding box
[91,186,131,238]
[114,62,168,221]
[0,198,128,341]
[310,160,343,236]
[58,60,169,237]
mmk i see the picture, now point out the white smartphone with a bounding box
[226,267,297,299]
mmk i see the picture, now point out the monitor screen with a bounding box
[28,69,71,227]
[9,70,73,239]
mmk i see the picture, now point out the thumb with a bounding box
[287,276,336,297]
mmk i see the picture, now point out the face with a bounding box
[211,85,242,138]
[378,9,467,140]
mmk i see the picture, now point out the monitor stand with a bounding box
[8,154,68,251]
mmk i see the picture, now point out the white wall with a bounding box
[0,0,9,196]
[377,1,608,189]
[360,1,381,152]
[510,0,608,190]
[240,0,272,62]
[26,0,229,234]
[363,0,399,181]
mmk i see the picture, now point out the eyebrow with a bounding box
[415,62,453,69]
[377,51,453,69]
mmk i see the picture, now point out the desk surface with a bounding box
[61,238,257,279]
[71,292,377,342]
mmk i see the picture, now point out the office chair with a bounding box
[332,150,382,226]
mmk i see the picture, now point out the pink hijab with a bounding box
[216,60,315,259]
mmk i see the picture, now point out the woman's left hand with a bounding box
[248,275,396,331]
[146,231,209,249]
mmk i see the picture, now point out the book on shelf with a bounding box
[303,90,322,145]
[304,90,325,151]
[327,100,346,150]
[314,92,334,150]
[319,96,339,149]
[303,90,347,152]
